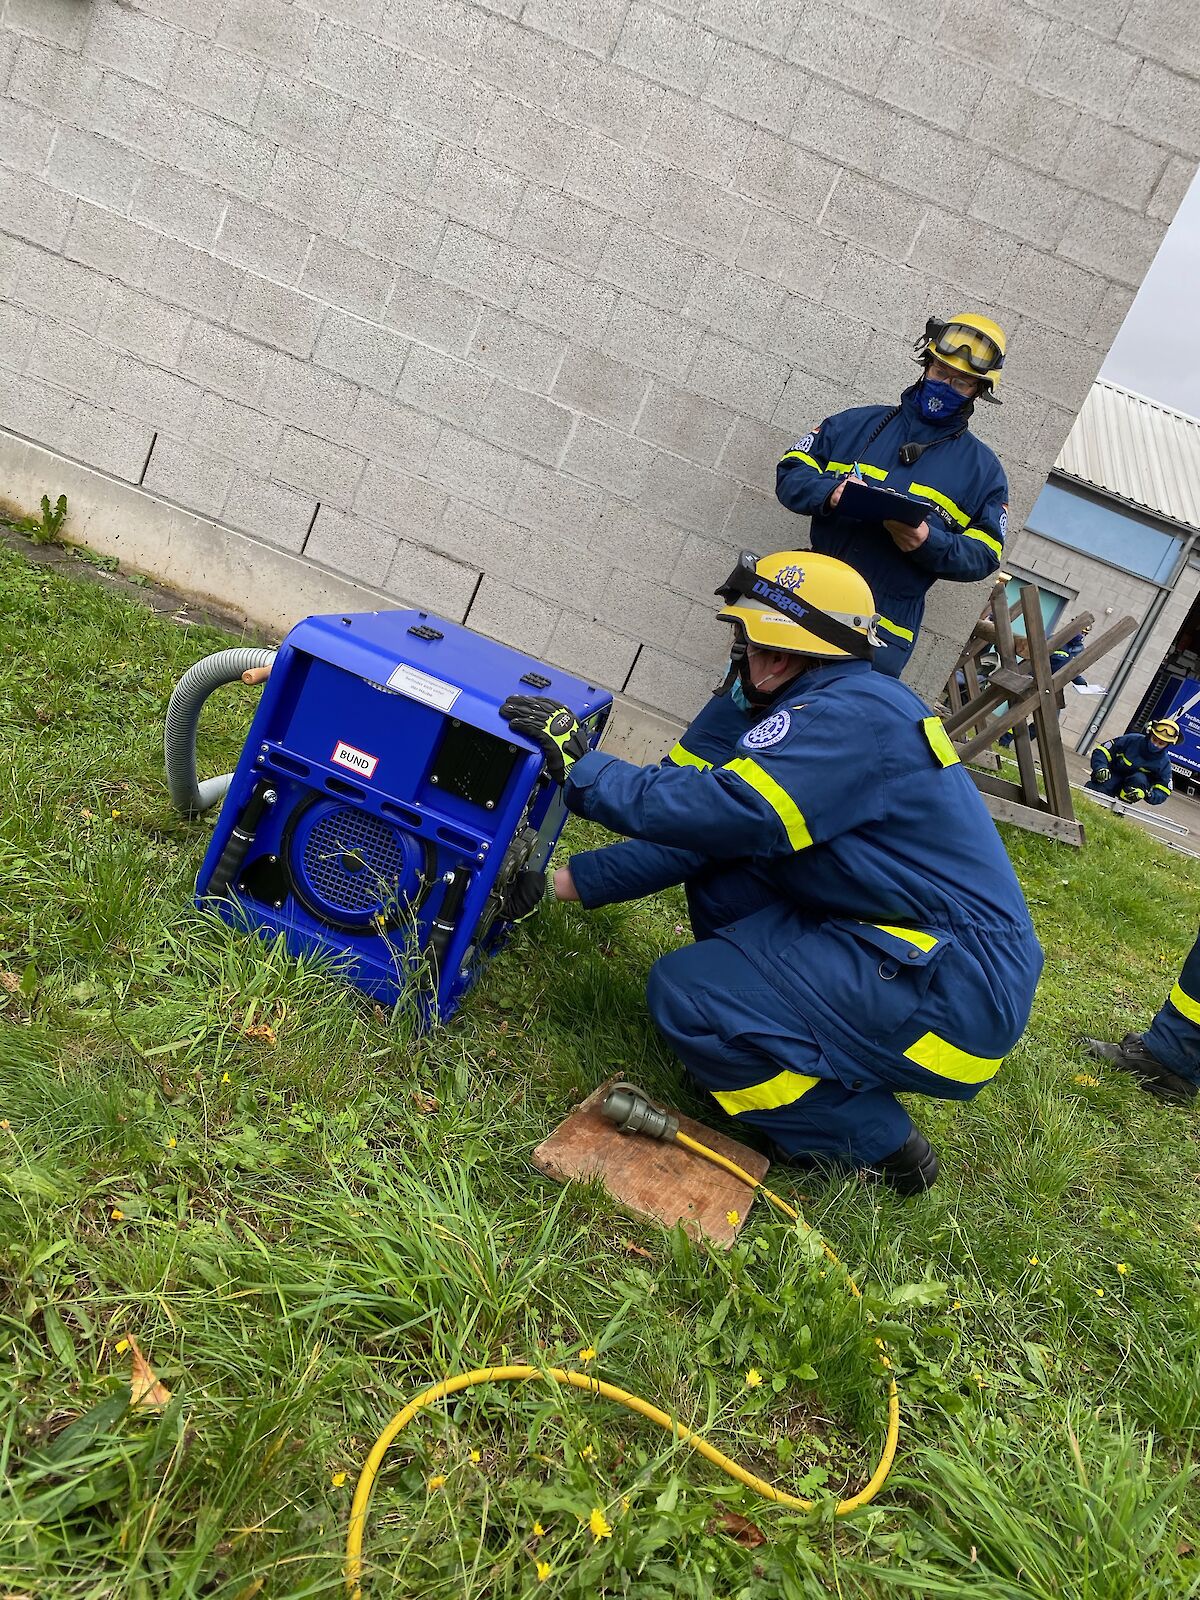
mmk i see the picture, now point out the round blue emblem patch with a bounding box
[743,709,791,750]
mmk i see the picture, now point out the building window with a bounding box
[1027,480,1183,585]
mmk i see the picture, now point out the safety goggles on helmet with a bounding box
[1149,718,1180,744]
[928,319,1004,377]
[715,551,878,661]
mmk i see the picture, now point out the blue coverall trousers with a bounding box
[1143,928,1200,1083]
[648,875,915,1165]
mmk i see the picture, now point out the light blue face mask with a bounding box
[915,378,968,424]
[731,677,751,712]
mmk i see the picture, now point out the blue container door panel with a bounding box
[1147,676,1200,781]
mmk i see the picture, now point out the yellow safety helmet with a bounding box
[716,550,879,660]
[918,312,1006,399]
[1149,718,1180,744]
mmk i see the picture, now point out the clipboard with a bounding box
[836,479,929,528]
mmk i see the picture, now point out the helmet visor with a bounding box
[932,322,1003,376]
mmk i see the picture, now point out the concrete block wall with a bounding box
[1,0,1199,723]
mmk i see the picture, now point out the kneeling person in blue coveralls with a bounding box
[1085,927,1200,1103]
[1086,718,1178,805]
[500,551,1044,1195]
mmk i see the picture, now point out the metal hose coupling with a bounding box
[601,1082,679,1142]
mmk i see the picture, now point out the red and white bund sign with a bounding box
[331,740,379,778]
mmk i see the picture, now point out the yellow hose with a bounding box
[345,1129,900,1596]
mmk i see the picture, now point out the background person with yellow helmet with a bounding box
[499,551,1043,1194]
[776,313,1009,678]
[1086,717,1179,805]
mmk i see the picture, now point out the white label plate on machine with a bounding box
[386,663,462,712]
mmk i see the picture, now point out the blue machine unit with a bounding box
[1144,673,1200,786]
[195,609,612,1024]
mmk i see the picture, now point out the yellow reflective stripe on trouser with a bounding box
[964,524,1003,558]
[1152,783,1171,796]
[668,741,712,770]
[921,716,961,768]
[903,1032,1002,1084]
[722,757,813,851]
[826,460,888,480]
[779,449,821,470]
[909,483,969,526]
[1168,982,1200,1026]
[873,923,939,952]
[876,614,914,642]
[712,1069,821,1116]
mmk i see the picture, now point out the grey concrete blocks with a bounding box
[5,0,91,51]
[426,423,522,513]
[684,260,782,348]
[425,144,526,237]
[593,497,688,571]
[719,414,796,486]
[1030,21,1140,120]
[305,19,404,112]
[434,497,529,579]
[167,37,266,128]
[217,197,312,280]
[93,77,186,165]
[615,5,717,97]
[46,128,149,211]
[635,380,735,466]
[218,0,317,74]
[434,222,531,309]
[971,81,1079,177]
[510,459,607,543]
[598,222,703,310]
[107,354,204,434]
[180,323,273,406]
[476,380,573,465]
[968,156,1076,251]
[644,89,751,187]
[1121,59,1200,153]
[879,119,991,211]
[175,108,274,201]
[936,0,1049,76]
[510,188,612,274]
[789,80,898,180]
[61,400,155,483]
[273,425,365,506]
[699,0,797,55]
[380,0,487,65]
[192,391,283,469]
[253,73,354,159]
[99,283,193,368]
[654,167,749,261]
[624,644,714,719]
[603,295,701,383]
[1060,194,1166,288]
[339,111,440,199]
[469,307,565,391]
[1119,0,1200,77]
[383,266,482,357]
[1148,154,1196,224]
[877,38,989,134]
[565,56,664,146]
[305,503,397,586]
[300,237,396,321]
[14,249,108,333]
[703,38,807,136]
[563,416,656,498]
[223,471,316,552]
[263,352,360,435]
[128,167,225,248]
[465,574,558,656]
[1001,246,1109,339]
[552,346,649,431]
[785,4,895,96]
[345,387,442,473]
[313,309,409,395]
[600,563,693,647]
[822,172,925,260]
[349,189,446,273]
[0,301,37,375]
[0,96,55,174]
[142,436,236,515]
[263,149,364,233]
[354,458,446,545]
[736,210,842,298]
[392,53,498,147]
[1058,117,1169,211]
[147,243,243,338]
[88,4,181,91]
[8,37,102,121]
[230,276,324,359]
[687,331,788,422]
[519,258,617,344]
[639,447,740,535]
[565,133,665,225]
[478,96,579,189]
[522,0,629,57]
[547,609,639,689]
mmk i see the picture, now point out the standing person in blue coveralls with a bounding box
[1084,930,1200,1103]
[499,550,1043,1195]
[1086,717,1178,805]
[776,313,1009,678]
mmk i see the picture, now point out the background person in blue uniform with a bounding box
[997,628,1091,748]
[1085,928,1200,1103]
[1086,717,1178,804]
[500,550,1043,1196]
[776,313,1009,678]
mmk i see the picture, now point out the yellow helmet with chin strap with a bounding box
[716,550,880,660]
[918,312,1006,400]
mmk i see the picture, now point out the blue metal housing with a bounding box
[195,608,612,1025]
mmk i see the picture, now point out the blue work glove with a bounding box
[500,695,589,785]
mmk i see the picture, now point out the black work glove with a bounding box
[1092,766,1110,784]
[1119,785,1146,803]
[499,868,547,923]
[500,696,589,784]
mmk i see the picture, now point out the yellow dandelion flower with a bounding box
[220,1072,230,1084]
[166,1136,176,1149]
[428,1474,446,1490]
[1095,1287,1104,1297]
[578,1346,597,1362]
[1116,1262,1128,1275]
[580,1445,595,1460]
[536,1560,552,1581]
[533,1521,546,1538]
[115,1338,130,1354]
[726,1209,740,1227]
[111,809,120,819]
[110,1207,125,1221]
[745,1368,763,1388]
[951,1300,962,1310]
[589,1507,612,1541]
[469,1449,481,1464]
[331,1472,347,1487]
[1028,1255,1040,1265]
[1073,1073,1100,1086]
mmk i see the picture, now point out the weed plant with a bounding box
[0,545,1197,1598]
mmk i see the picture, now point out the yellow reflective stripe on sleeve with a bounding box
[712,1069,821,1116]
[964,524,1003,558]
[668,741,713,771]
[903,1032,1003,1084]
[722,756,813,851]
[921,716,961,768]
[824,460,887,480]
[1169,981,1200,1026]
[874,923,939,952]
[909,483,970,526]
[780,450,821,470]
[876,615,914,642]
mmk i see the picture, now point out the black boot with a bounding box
[864,1128,939,1196]
[1085,1034,1198,1103]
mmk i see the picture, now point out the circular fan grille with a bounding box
[297,805,409,920]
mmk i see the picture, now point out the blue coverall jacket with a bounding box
[1144,927,1200,1082]
[776,386,1008,678]
[1088,732,1173,804]
[566,660,1043,1164]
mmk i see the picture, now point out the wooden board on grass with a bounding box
[533,1078,770,1247]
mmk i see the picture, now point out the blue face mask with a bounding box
[915,378,968,424]
[731,677,751,711]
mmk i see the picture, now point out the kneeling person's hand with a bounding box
[499,868,547,923]
[500,696,589,784]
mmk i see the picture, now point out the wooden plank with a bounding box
[532,1079,769,1248]
[979,789,1084,846]
[1021,584,1075,823]
[970,769,1039,805]
[991,586,1041,807]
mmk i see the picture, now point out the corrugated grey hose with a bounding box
[165,647,277,816]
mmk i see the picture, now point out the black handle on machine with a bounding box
[426,866,471,972]
[204,784,276,901]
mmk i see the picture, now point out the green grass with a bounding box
[1,539,1198,1599]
